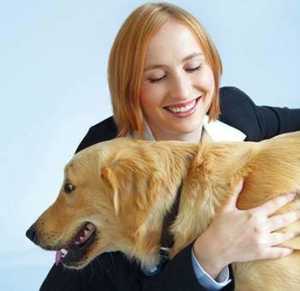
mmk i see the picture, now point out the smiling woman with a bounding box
[107,2,222,139]
[35,2,300,291]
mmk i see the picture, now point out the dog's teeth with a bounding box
[86,223,95,232]
[61,249,68,256]
[72,223,95,247]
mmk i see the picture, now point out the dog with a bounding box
[26,132,300,291]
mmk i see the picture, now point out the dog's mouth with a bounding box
[55,222,97,267]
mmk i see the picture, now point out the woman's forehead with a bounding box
[144,20,204,66]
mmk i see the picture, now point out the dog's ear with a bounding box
[100,167,120,215]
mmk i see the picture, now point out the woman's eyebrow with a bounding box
[144,64,166,71]
[144,52,203,72]
[182,52,203,62]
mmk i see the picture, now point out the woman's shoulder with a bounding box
[220,86,255,107]
[219,86,257,124]
[219,86,262,140]
[75,116,118,153]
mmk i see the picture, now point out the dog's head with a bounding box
[26,138,182,269]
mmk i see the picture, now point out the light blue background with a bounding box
[1,0,299,290]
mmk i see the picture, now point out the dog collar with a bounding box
[159,182,183,262]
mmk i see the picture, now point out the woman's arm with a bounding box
[40,244,214,291]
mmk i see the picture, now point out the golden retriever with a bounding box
[26,132,300,291]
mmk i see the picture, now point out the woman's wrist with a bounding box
[193,232,229,279]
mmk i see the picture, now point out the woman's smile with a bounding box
[164,96,201,118]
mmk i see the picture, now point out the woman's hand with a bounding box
[193,181,300,279]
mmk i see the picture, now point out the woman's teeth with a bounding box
[166,99,197,113]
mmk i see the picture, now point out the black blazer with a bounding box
[40,87,300,291]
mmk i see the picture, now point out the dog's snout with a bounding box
[26,225,39,244]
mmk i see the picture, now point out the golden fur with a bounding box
[30,132,300,291]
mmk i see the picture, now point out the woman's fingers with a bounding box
[209,186,299,264]
[261,247,293,260]
[269,231,299,246]
[251,192,297,216]
[267,210,300,232]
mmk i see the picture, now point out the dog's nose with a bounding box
[26,225,39,244]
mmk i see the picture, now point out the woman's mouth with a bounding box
[164,96,201,118]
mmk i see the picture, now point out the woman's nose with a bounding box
[170,72,191,99]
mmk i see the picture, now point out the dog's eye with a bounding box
[64,183,75,193]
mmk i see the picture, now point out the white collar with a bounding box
[131,115,246,142]
[202,115,246,142]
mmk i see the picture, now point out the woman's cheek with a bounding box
[140,84,164,102]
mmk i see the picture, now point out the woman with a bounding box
[40,3,300,291]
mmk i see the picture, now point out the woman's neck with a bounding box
[150,126,203,143]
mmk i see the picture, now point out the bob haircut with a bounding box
[108,2,223,137]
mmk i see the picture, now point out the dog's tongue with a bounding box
[55,251,62,266]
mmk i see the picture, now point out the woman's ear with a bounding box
[100,166,120,215]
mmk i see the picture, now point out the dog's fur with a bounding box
[28,132,300,291]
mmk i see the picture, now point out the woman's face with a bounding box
[140,20,215,141]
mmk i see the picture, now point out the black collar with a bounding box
[159,182,183,262]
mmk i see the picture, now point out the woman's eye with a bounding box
[148,75,166,83]
[186,65,202,72]
[64,183,76,193]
